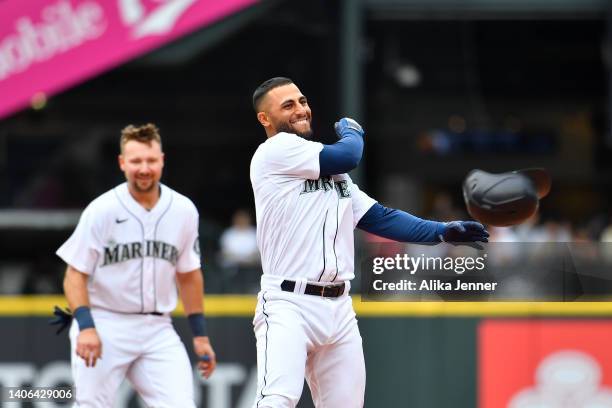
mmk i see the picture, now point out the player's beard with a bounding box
[132,178,157,193]
[276,119,313,139]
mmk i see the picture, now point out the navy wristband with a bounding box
[187,313,208,337]
[73,306,95,331]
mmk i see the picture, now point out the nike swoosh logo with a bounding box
[116,218,129,224]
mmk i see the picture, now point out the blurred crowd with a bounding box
[1,192,612,296]
[423,191,612,244]
[362,192,612,300]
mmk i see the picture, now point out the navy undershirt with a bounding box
[319,133,363,176]
[357,203,446,242]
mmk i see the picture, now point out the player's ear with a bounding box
[118,154,125,171]
[257,112,270,127]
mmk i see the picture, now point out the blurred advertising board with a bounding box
[0,0,258,119]
[479,320,612,408]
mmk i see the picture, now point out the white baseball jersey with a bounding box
[56,182,201,314]
[250,132,376,283]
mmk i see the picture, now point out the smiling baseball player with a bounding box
[56,123,215,407]
[249,77,488,407]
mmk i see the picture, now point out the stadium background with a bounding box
[1,0,612,407]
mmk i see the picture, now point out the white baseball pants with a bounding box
[69,309,195,408]
[252,278,365,408]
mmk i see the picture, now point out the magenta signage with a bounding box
[0,0,257,119]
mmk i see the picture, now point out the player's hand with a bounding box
[76,328,102,367]
[194,336,216,379]
[334,117,364,139]
[440,221,489,250]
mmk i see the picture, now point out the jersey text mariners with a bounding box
[250,132,376,283]
[56,183,200,314]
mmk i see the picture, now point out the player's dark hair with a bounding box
[252,77,294,112]
[120,123,162,152]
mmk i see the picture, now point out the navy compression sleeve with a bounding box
[319,133,364,176]
[357,203,446,242]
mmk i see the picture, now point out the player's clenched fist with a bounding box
[334,117,364,139]
[76,328,102,367]
[194,336,216,379]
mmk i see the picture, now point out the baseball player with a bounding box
[249,77,488,407]
[56,124,216,407]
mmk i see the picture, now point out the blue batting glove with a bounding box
[440,221,489,248]
[334,117,364,139]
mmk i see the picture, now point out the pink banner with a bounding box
[0,0,258,119]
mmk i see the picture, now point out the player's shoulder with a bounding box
[162,184,199,215]
[267,132,298,143]
[269,132,318,147]
[251,133,292,170]
[257,132,313,151]
[252,132,319,162]
[251,133,288,176]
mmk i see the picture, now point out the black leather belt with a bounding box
[112,311,164,316]
[98,308,165,316]
[281,280,345,298]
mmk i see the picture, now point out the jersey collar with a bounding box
[115,182,172,220]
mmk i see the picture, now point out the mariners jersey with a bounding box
[250,132,376,282]
[56,183,201,314]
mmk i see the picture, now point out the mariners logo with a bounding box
[301,176,351,199]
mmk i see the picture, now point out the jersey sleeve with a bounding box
[347,176,377,228]
[55,206,102,274]
[176,206,201,273]
[264,133,323,180]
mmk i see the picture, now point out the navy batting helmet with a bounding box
[462,168,551,227]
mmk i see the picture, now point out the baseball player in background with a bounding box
[250,77,488,408]
[56,124,216,407]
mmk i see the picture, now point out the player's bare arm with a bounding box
[176,269,216,378]
[63,266,102,368]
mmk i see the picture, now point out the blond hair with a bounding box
[120,123,162,152]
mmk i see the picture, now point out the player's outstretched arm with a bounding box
[176,269,216,379]
[319,117,364,176]
[357,203,489,245]
[63,266,102,367]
